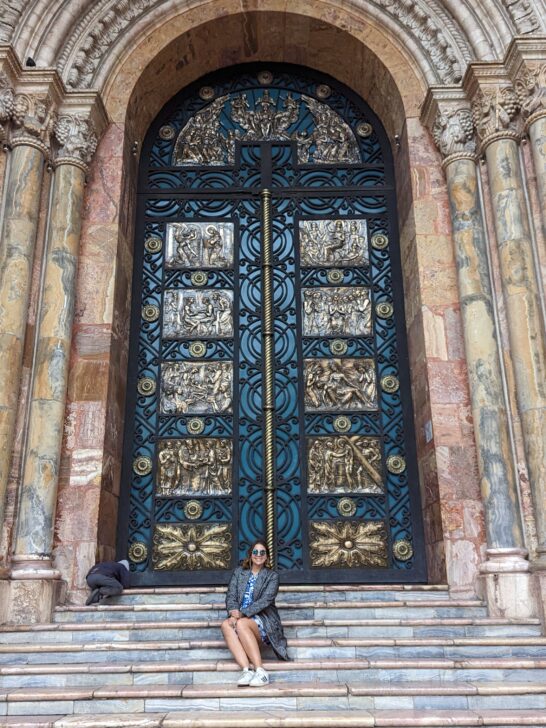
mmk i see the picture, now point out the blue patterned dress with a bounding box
[240,572,269,643]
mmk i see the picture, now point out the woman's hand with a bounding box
[230,609,242,619]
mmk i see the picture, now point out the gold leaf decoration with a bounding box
[152,523,231,570]
[309,520,388,568]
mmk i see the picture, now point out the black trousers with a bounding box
[86,573,123,598]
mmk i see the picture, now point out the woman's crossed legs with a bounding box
[221,617,263,669]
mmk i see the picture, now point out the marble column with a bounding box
[0,86,53,548]
[424,94,537,617]
[9,114,97,621]
[471,78,546,572]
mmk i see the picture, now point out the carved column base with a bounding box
[2,578,65,625]
[535,571,546,629]
[10,555,61,580]
[480,549,539,619]
[530,547,546,572]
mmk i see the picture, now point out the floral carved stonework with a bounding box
[471,87,520,144]
[54,114,98,168]
[432,108,476,158]
[514,64,546,122]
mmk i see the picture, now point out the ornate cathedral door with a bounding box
[119,65,426,585]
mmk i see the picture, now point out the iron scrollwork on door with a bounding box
[119,64,426,584]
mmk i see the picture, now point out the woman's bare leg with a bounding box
[236,617,263,668]
[221,619,250,668]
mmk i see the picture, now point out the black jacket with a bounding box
[87,561,130,587]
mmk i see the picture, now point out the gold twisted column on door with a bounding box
[261,189,276,565]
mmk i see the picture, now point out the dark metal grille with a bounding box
[118,64,426,585]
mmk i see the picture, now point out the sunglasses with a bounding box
[252,549,267,556]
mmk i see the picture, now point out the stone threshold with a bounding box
[2,617,536,633]
[2,635,545,654]
[2,657,546,675]
[4,708,546,727]
[53,599,484,613]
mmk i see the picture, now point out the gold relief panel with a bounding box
[163,289,233,339]
[300,219,368,268]
[309,520,388,568]
[153,523,231,570]
[304,358,377,412]
[308,435,383,495]
[166,222,234,269]
[160,361,232,415]
[157,438,232,497]
[302,287,371,337]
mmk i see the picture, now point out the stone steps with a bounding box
[2,617,540,642]
[2,679,546,716]
[52,600,488,624]
[2,637,546,666]
[2,585,544,727]
[4,709,546,727]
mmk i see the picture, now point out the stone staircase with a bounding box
[1,585,546,727]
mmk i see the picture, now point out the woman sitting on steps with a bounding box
[221,539,289,686]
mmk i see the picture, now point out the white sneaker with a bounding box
[237,667,254,686]
[249,667,269,686]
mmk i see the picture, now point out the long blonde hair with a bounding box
[241,539,271,570]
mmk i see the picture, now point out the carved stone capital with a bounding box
[9,91,55,154]
[0,71,15,143]
[432,107,476,160]
[471,85,521,150]
[514,62,546,129]
[53,113,97,171]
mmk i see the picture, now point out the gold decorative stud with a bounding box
[330,339,348,356]
[375,301,393,319]
[199,86,215,100]
[258,71,273,85]
[337,497,357,517]
[357,121,373,137]
[189,341,207,357]
[386,454,406,474]
[137,377,156,396]
[184,500,204,520]
[371,233,389,250]
[316,84,331,99]
[381,375,399,394]
[128,541,148,564]
[159,125,175,140]
[142,304,160,322]
[187,418,205,435]
[191,271,208,286]
[393,539,413,561]
[333,415,351,433]
[133,456,153,476]
[144,237,162,254]
[327,269,344,284]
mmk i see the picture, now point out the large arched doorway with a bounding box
[118,64,426,586]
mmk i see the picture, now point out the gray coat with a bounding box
[225,566,289,661]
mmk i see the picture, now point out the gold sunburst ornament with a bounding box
[128,542,148,564]
[133,456,152,476]
[393,539,413,561]
[309,520,388,568]
[144,237,162,254]
[152,523,231,570]
[137,377,156,396]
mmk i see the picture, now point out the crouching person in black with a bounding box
[86,559,130,605]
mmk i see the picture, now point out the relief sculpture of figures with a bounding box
[157,438,232,497]
[172,91,362,166]
[304,358,377,411]
[300,219,368,268]
[302,287,371,337]
[166,222,234,269]
[163,290,233,339]
[160,361,232,415]
[307,435,383,494]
